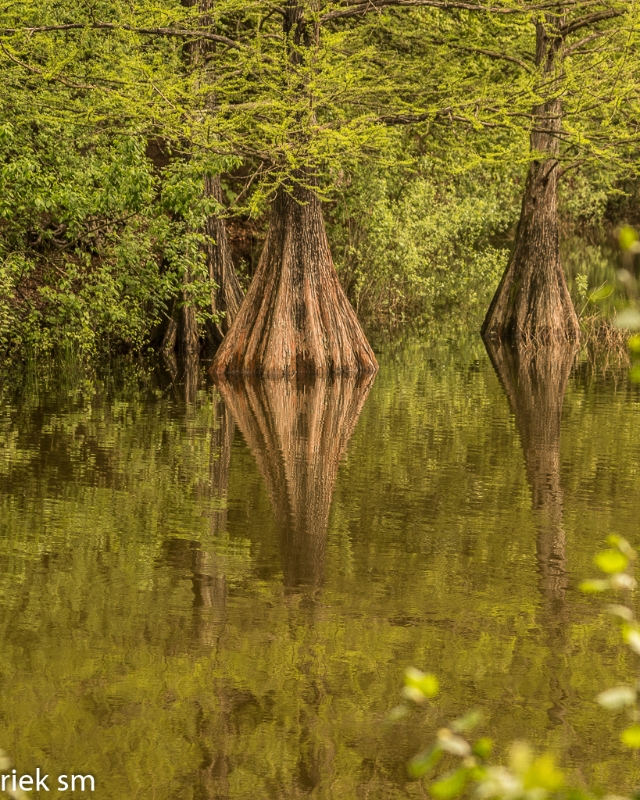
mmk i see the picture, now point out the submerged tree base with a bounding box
[482,119,581,346]
[210,181,378,379]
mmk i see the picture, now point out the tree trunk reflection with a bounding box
[484,338,577,726]
[215,374,373,591]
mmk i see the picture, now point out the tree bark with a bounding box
[205,175,244,342]
[215,372,373,589]
[482,18,580,345]
[210,180,378,378]
[182,269,200,355]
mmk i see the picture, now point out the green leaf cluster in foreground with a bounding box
[400,535,640,800]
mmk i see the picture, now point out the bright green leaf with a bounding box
[595,550,628,575]
[409,747,442,779]
[621,726,640,749]
[619,226,638,252]
[430,768,468,799]
[579,579,610,594]
[472,737,493,760]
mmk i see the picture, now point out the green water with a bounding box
[0,334,639,799]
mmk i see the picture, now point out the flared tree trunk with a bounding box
[215,373,373,588]
[482,20,580,345]
[211,180,378,378]
[205,175,244,342]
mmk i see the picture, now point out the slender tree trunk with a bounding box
[205,175,244,342]
[482,18,580,345]
[210,180,378,378]
[174,0,243,354]
[182,270,200,355]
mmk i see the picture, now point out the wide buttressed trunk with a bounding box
[215,372,373,589]
[482,19,580,346]
[210,181,378,378]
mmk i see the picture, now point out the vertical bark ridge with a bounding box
[211,181,378,378]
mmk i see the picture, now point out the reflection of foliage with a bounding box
[399,537,640,800]
[0,343,639,797]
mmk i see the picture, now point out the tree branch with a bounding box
[0,41,100,90]
[0,22,242,49]
[560,8,625,37]
[321,0,593,23]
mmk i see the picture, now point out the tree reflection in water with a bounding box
[215,373,374,592]
[485,338,578,728]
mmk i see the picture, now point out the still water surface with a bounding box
[0,333,639,798]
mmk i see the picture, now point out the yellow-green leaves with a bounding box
[579,578,610,594]
[451,710,482,734]
[409,747,442,779]
[628,334,640,355]
[403,667,439,703]
[619,225,638,252]
[472,738,493,760]
[595,549,628,574]
[622,626,640,655]
[430,768,469,799]
[620,725,640,749]
[581,537,637,595]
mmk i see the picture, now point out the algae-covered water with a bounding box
[0,332,639,799]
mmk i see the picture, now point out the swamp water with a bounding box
[0,334,639,799]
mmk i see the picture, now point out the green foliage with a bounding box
[1,0,639,355]
[328,157,518,326]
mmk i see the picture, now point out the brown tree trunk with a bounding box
[182,270,200,355]
[210,180,378,378]
[215,373,373,589]
[175,0,243,352]
[205,175,244,342]
[482,19,580,345]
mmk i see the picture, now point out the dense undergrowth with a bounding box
[0,119,634,363]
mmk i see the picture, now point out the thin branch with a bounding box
[321,0,595,23]
[0,41,99,89]
[560,8,625,37]
[563,29,608,54]
[452,44,533,72]
[0,22,242,49]
[558,159,585,177]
